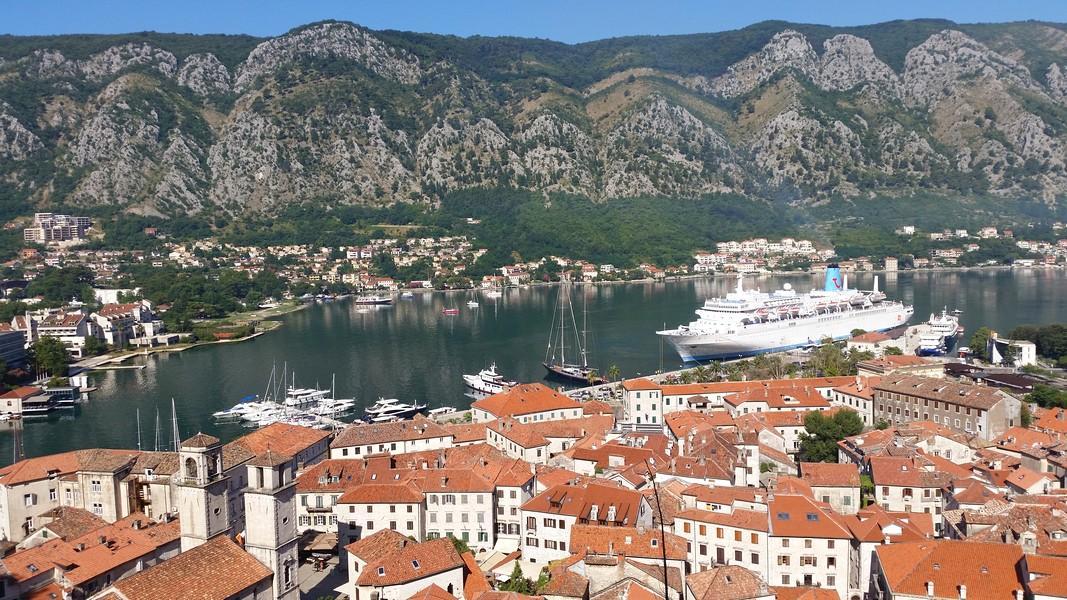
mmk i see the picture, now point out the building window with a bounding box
[778,555,790,566]
[91,503,103,515]
[90,480,102,493]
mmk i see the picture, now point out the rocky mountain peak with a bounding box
[817,34,899,92]
[233,21,424,92]
[177,53,232,96]
[902,29,1041,107]
[710,30,818,98]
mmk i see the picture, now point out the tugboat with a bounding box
[463,363,517,395]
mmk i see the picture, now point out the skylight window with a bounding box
[806,513,818,521]
[412,560,420,569]
[776,512,790,520]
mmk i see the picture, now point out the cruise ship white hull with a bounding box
[661,304,913,362]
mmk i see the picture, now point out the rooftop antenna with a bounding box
[170,398,180,452]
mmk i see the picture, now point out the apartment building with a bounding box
[868,456,952,534]
[520,481,652,564]
[799,462,862,516]
[873,376,1022,440]
[622,377,853,427]
[335,482,425,550]
[413,470,496,553]
[831,377,879,426]
[343,534,467,600]
[486,416,613,464]
[23,213,91,244]
[330,417,454,458]
[674,505,769,573]
[471,383,583,424]
[767,494,852,599]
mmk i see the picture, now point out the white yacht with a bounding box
[462,363,517,395]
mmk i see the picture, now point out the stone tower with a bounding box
[177,433,232,551]
[243,451,300,600]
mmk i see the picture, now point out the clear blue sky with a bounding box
[4,0,1067,43]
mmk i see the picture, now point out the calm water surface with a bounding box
[4,268,1066,464]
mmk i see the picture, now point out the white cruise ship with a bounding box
[658,266,913,362]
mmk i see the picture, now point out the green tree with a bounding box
[969,327,993,361]
[607,365,621,382]
[1020,402,1033,428]
[884,346,903,356]
[797,410,865,463]
[447,534,470,555]
[29,336,70,378]
[500,562,533,593]
[82,335,109,357]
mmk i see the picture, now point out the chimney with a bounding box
[959,585,967,600]
[590,504,599,521]
[98,535,107,544]
[606,505,617,522]
[926,582,934,597]
[1014,591,1023,600]
[132,519,142,530]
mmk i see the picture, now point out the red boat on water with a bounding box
[442,307,460,315]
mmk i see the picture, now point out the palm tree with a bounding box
[692,365,711,383]
[607,364,621,382]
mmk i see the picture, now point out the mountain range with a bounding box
[2,19,1067,219]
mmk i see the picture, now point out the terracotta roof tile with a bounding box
[771,587,840,600]
[333,416,452,449]
[799,462,861,487]
[523,481,645,525]
[230,422,329,459]
[345,529,412,564]
[875,541,1025,599]
[110,535,272,600]
[338,482,423,504]
[570,524,686,560]
[768,495,851,539]
[356,537,463,586]
[471,383,581,418]
[409,584,457,600]
[36,506,108,540]
[540,568,589,597]
[687,565,771,600]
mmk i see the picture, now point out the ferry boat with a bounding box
[657,266,914,362]
[355,294,393,305]
[916,308,964,357]
[463,363,517,395]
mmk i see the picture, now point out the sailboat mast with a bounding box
[559,283,566,366]
[170,398,180,452]
[136,408,142,451]
[580,289,589,368]
[154,408,160,452]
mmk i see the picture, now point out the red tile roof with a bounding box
[356,537,464,586]
[338,482,424,504]
[472,383,581,418]
[687,565,771,600]
[332,416,452,449]
[522,481,645,525]
[408,584,456,600]
[771,587,840,600]
[875,541,1025,599]
[799,462,861,487]
[768,495,851,539]
[345,529,412,565]
[570,524,687,560]
[230,422,329,459]
[109,535,272,600]
[1026,555,1067,598]
[675,508,769,532]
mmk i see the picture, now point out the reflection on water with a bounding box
[2,268,1065,464]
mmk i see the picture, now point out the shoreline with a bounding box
[73,301,311,372]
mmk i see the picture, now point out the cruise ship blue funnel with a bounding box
[824,265,843,291]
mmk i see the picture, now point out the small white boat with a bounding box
[462,363,517,395]
[485,290,503,299]
[355,294,393,305]
[401,291,415,299]
[427,407,456,417]
[467,300,480,308]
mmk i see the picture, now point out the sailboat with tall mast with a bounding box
[543,282,605,386]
